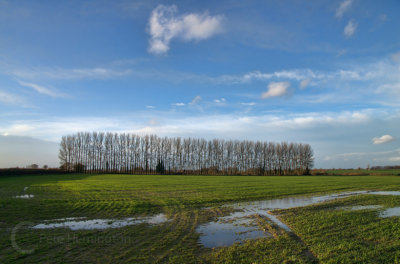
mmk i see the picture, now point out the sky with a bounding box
[0,0,400,169]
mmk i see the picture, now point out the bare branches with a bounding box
[59,132,314,175]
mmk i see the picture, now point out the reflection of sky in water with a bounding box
[197,219,270,248]
[198,190,400,248]
[369,191,400,196]
[15,194,34,199]
[337,205,383,211]
[32,213,168,230]
[380,207,400,218]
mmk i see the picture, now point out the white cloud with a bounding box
[11,67,133,80]
[373,135,394,144]
[148,118,159,126]
[18,80,67,98]
[0,91,27,106]
[147,5,223,54]
[0,118,122,141]
[300,79,310,89]
[337,49,347,57]
[2,124,35,135]
[389,157,400,162]
[146,105,155,109]
[114,110,372,142]
[324,148,400,163]
[344,20,357,37]
[214,98,226,103]
[0,109,374,141]
[216,69,323,84]
[391,51,400,62]
[240,102,256,106]
[1,108,397,168]
[172,102,185,106]
[214,58,398,85]
[376,83,400,100]
[190,95,202,105]
[261,82,290,99]
[336,0,353,19]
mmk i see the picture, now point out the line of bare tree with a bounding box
[59,132,314,175]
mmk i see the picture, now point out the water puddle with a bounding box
[197,215,271,248]
[369,191,400,196]
[44,217,87,222]
[380,207,400,218]
[15,186,33,199]
[32,213,169,230]
[337,205,383,211]
[197,190,400,248]
[15,194,34,199]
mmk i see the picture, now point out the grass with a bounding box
[1,173,400,263]
[277,194,400,263]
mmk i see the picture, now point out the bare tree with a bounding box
[59,132,314,176]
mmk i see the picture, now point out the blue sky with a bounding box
[0,0,399,168]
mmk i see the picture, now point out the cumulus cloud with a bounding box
[172,102,185,106]
[344,20,357,37]
[373,135,394,144]
[336,0,353,19]
[147,5,223,54]
[189,95,202,105]
[18,80,67,98]
[300,79,310,89]
[261,82,290,99]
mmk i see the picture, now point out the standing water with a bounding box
[197,190,400,248]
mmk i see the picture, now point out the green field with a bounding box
[1,173,400,263]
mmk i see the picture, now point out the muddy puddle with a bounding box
[197,190,400,248]
[32,213,169,231]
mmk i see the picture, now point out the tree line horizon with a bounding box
[59,132,314,175]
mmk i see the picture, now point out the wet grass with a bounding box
[277,194,400,263]
[1,173,400,263]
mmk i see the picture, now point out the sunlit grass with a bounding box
[1,173,400,263]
